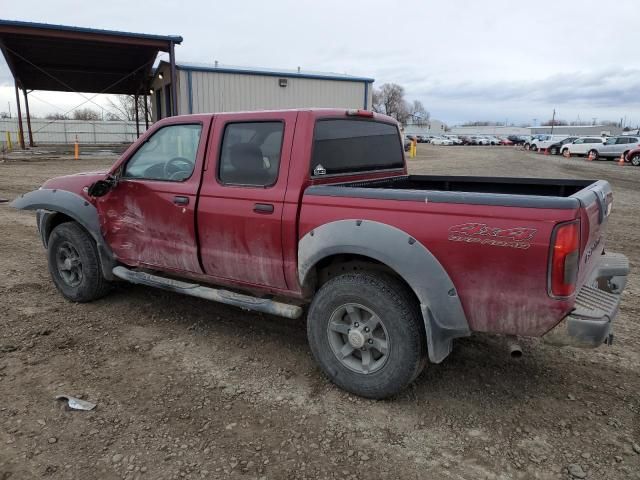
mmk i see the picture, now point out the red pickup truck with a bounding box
[13,109,629,399]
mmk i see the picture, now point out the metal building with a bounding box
[150,61,374,121]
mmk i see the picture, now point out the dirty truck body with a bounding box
[13,109,629,399]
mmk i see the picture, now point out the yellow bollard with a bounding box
[410,139,417,158]
[5,131,12,151]
[74,135,79,160]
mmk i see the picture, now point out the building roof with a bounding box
[169,61,375,83]
[0,19,182,94]
[0,19,182,43]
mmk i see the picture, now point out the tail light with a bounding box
[549,221,580,297]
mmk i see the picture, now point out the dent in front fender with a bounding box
[11,189,116,280]
[298,219,470,363]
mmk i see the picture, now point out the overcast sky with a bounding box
[1,0,639,126]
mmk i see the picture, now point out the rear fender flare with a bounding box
[11,189,116,280]
[298,219,470,363]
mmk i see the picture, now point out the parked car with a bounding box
[546,137,578,155]
[508,135,527,145]
[12,108,629,399]
[459,135,474,145]
[587,136,640,161]
[403,138,412,152]
[561,137,604,157]
[416,135,427,143]
[529,135,569,152]
[431,136,454,145]
[499,137,514,146]
[624,146,640,166]
[485,136,502,146]
[444,135,463,145]
[472,136,490,145]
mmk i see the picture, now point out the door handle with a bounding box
[253,203,274,214]
[173,196,189,206]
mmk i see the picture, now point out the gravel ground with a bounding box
[1,146,638,480]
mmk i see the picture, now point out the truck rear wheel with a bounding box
[47,222,110,302]
[307,271,427,399]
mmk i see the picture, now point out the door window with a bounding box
[123,124,202,181]
[218,122,284,186]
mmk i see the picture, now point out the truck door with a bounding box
[96,119,209,273]
[197,112,297,290]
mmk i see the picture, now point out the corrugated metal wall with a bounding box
[185,71,369,114]
[0,118,145,145]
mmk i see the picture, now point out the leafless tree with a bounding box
[462,121,505,127]
[72,108,101,121]
[106,95,150,123]
[372,83,410,124]
[45,113,69,120]
[408,100,430,126]
[541,118,568,126]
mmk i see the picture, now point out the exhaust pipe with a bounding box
[507,337,523,359]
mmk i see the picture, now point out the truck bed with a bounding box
[307,175,599,209]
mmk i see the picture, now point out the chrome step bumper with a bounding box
[544,251,629,348]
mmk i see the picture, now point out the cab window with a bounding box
[124,124,202,181]
[218,122,284,187]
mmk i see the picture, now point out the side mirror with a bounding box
[87,179,113,197]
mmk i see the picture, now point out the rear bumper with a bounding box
[543,252,629,348]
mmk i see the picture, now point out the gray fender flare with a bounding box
[11,189,116,280]
[298,219,470,363]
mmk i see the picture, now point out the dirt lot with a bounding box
[1,146,638,480]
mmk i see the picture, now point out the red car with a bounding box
[13,109,629,399]
[625,146,640,166]
[499,137,514,146]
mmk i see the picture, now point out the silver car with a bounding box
[589,136,640,160]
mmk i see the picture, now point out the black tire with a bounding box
[307,271,427,399]
[531,144,538,152]
[47,222,110,302]
[524,143,530,150]
[562,148,571,158]
[631,154,640,167]
[550,147,558,155]
[588,149,599,161]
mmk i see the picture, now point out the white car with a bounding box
[472,136,490,145]
[560,137,605,157]
[532,135,575,152]
[431,136,454,145]
[444,135,463,145]
[486,136,501,146]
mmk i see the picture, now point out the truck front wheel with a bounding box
[307,272,427,399]
[47,222,110,302]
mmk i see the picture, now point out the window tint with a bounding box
[124,124,202,181]
[311,119,403,176]
[219,122,284,186]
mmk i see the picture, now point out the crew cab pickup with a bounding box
[12,109,629,399]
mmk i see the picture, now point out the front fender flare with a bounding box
[11,189,116,280]
[299,219,470,363]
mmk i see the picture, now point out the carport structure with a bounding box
[0,19,182,148]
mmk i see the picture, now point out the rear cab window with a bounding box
[310,119,403,177]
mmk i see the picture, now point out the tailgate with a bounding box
[571,180,613,288]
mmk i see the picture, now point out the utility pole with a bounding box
[550,109,556,136]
